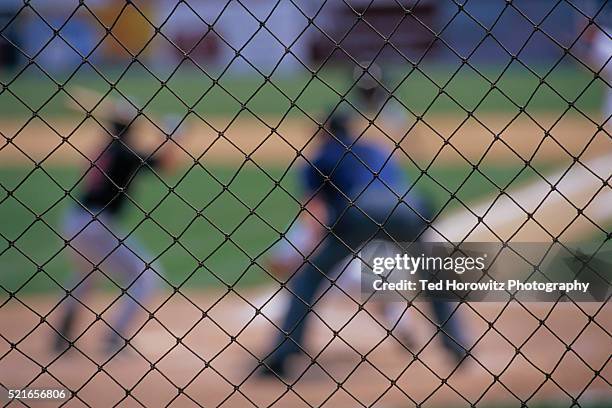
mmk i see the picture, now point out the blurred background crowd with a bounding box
[0,0,588,76]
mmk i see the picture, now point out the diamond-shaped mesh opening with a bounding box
[0,0,610,407]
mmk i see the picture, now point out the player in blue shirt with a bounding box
[260,111,467,378]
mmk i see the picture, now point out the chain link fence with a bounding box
[0,0,610,407]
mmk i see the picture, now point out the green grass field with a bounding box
[0,63,604,119]
[0,161,550,295]
[0,63,604,295]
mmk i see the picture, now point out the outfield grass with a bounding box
[0,63,603,119]
[0,162,549,295]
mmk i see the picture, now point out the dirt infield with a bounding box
[1,291,610,407]
[0,113,610,166]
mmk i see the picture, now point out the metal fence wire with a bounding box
[0,0,610,407]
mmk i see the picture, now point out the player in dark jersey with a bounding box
[80,120,160,215]
[54,108,182,355]
[260,111,467,378]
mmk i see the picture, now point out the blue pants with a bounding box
[266,195,465,366]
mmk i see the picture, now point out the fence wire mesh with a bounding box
[0,0,610,407]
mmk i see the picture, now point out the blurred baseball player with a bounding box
[54,90,184,354]
[353,61,409,136]
[266,63,416,345]
[266,200,417,349]
[260,110,467,378]
[580,1,611,127]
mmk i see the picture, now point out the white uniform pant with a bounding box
[589,27,612,126]
[63,206,161,336]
